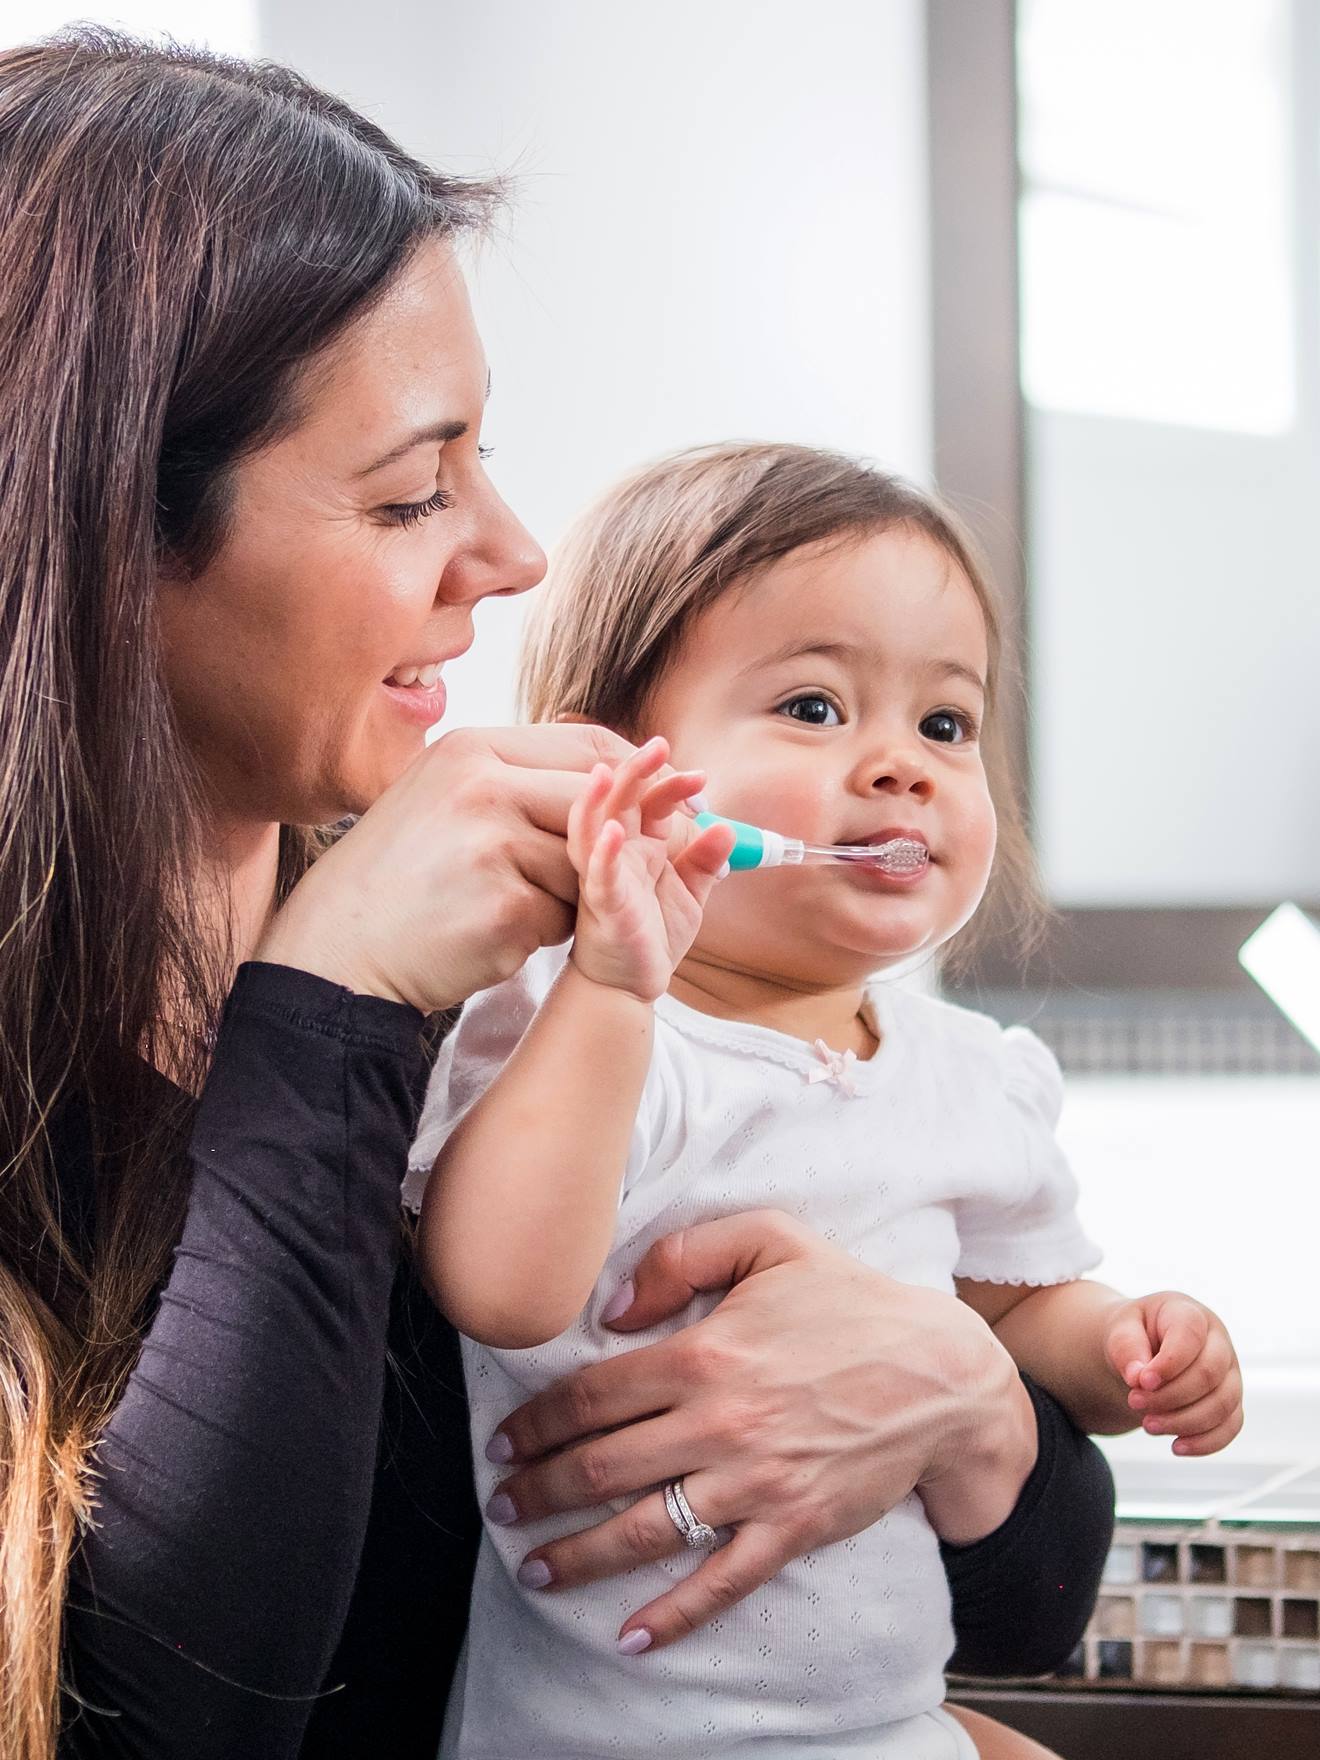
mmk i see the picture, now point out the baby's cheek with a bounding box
[705,769,835,843]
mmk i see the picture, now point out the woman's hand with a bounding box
[483,1212,1038,1653]
[258,723,643,1013]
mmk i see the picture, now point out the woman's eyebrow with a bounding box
[355,418,469,478]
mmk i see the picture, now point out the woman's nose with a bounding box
[442,486,547,609]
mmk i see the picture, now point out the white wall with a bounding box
[1031,411,1320,906]
[257,0,932,726]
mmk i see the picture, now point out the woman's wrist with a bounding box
[917,1325,1038,1545]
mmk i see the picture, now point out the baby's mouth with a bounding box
[864,837,929,876]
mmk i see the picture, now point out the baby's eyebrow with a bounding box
[935,659,987,695]
[745,640,986,696]
[743,638,856,674]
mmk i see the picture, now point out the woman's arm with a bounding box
[477,1212,1113,1666]
[942,1375,1115,1678]
[60,963,426,1760]
[419,965,653,1347]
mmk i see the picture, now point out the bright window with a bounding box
[1018,0,1294,434]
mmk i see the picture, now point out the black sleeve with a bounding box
[60,963,427,1759]
[942,1374,1115,1678]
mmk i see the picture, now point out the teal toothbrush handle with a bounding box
[694,810,768,871]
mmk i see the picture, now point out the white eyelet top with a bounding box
[406,943,1099,1759]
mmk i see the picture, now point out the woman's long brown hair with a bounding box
[0,31,497,1755]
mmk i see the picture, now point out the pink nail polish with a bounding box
[485,1430,515,1464]
[617,1628,653,1655]
[601,1280,635,1323]
[517,1558,553,1589]
[486,1492,518,1526]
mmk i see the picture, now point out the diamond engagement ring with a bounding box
[664,1478,718,1549]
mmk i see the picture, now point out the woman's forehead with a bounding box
[286,239,487,478]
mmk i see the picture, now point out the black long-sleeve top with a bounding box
[55,962,1113,1758]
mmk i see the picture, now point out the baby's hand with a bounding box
[566,737,733,1002]
[1104,1291,1243,1456]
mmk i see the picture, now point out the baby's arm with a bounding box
[958,1278,1243,1453]
[419,739,732,1349]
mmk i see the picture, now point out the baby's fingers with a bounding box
[600,736,669,825]
[672,823,737,903]
[1104,1304,1157,1389]
[1144,1294,1211,1388]
[1129,1329,1236,1414]
[638,768,708,839]
[617,1524,789,1654]
[581,820,629,917]
[1143,1371,1244,1456]
[567,763,615,874]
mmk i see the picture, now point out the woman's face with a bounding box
[158,240,545,825]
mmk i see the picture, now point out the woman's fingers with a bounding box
[516,1474,792,1656]
[617,1522,789,1653]
[513,1457,724,1576]
[492,1336,690,1463]
[461,720,636,772]
[495,1401,705,1521]
[605,1209,815,1333]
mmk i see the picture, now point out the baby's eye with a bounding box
[777,694,842,727]
[920,710,974,744]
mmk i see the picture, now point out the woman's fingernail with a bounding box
[617,1627,653,1655]
[601,1280,635,1323]
[486,1492,519,1526]
[717,861,731,879]
[485,1430,515,1464]
[517,1557,553,1590]
[686,791,709,814]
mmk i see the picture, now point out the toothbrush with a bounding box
[693,811,928,875]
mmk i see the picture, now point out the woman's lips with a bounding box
[381,675,447,726]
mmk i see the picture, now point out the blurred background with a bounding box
[6,0,1319,1727]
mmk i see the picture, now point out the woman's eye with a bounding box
[920,710,973,744]
[381,488,455,529]
[778,694,842,727]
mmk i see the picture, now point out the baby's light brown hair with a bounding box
[519,442,1044,967]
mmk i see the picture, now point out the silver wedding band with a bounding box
[663,1478,718,1549]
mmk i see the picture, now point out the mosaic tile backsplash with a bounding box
[1052,1522,1320,1694]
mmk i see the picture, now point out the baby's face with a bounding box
[645,526,998,988]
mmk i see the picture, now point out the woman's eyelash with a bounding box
[478,444,495,460]
[382,488,455,528]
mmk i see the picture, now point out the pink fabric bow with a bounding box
[807,1038,859,1098]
